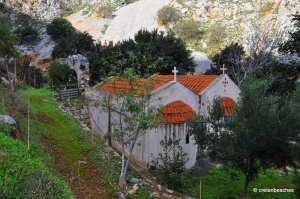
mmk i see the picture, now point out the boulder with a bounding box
[0,115,16,125]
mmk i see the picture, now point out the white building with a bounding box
[86,73,239,169]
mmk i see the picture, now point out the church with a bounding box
[86,69,240,169]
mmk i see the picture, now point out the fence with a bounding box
[59,83,79,99]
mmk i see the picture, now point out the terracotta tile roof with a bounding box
[220,97,235,116]
[159,100,195,124]
[96,75,219,95]
[96,76,162,96]
[160,75,219,94]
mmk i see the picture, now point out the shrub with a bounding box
[51,31,95,58]
[16,13,32,25]
[25,66,47,88]
[97,4,113,18]
[0,123,15,136]
[174,19,202,41]
[0,133,73,198]
[0,3,5,12]
[20,171,68,198]
[208,22,227,42]
[46,18,74,40]
[48,61,71,89]
[151,132,189,190]
[157,5,181,25]
[13,25,39,44]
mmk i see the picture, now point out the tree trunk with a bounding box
[119,143,125,189]
[14,59,16,87]
[118,136,138,189]
[5,60,13,91]
[243,176,251,196]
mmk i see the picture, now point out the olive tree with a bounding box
[189,76,300,196]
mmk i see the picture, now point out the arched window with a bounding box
[186,133,190,144]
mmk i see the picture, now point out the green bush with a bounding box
[174,19,202,41]
[20,170,68,198]
[51,31,95,58]
[48,61,71,89]
[46,18,74,40]
[89,29,195,85]
[157,5,181,25]
[0,123,14,136]
[16,13,32,25]
[25,66,47,88]
[97,4,113,18]
[208,22,227,42]
[0,132,73,198]
[13,25,39,44]
[151,132,189,190]
[0,3,5,12]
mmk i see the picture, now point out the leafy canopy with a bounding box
[157,5,181,25]
[0,17,19,59]
[51,31,95,58]
[278,14,300,55]
[89,28,195,85]
[48,61,71,89]
[46,17,74,40]
[13,25,39,44]
[189,75,300,195]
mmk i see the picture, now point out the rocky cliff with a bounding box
[0,0,101,20]
[1,0,299,72]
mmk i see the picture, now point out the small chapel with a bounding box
[86,68,240,169]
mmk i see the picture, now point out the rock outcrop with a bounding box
[2,0,299,72]
[0,0,99,20]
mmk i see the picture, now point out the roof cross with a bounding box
[172,67,178,82]
[220,64,227,74]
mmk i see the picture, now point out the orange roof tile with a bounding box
[220,97,235,116]
[160,100,195,124]
[96,75,219,95]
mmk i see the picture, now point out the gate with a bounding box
[59,83,79,99]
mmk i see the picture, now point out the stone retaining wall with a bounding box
[60,98,91,130]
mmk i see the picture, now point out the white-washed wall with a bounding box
[150,81,199,111]
[86,83,199,169]
[199,74,240,114]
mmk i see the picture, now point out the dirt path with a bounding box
[38,113,114,199]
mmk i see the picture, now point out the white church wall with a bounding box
[199,74,240,114]
[136,123,197,170]
[150,81,199,111]
[86,75,239,170]
[87,83,198,168]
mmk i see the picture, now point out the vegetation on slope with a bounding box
[0,86,153,198]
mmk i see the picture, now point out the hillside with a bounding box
[1,0,299,73]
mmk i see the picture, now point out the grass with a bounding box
[61,4,87,17]
[0,86,73,198]
[177,166,296,199]
[0,86,152,198]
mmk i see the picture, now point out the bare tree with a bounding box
[213,23,284,86]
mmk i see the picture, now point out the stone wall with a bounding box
[58,54,90,93]
[60,98,91,130]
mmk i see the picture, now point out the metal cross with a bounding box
[172,67,178,81]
